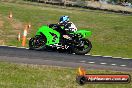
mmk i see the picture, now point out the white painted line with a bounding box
[122,58,131,59]
[0,45,28,49]
[0,45,8,46]
[100,63,107,65]
[18,47,26,49]
[103,56,112,57]
[112,57,122,58]
[91,55,102,56]
[85,53,91,55]
[111,64,116,66]
[79,61,86,63]
[8,46,17,47]
[120,65,126,67]
[88,62,95,64]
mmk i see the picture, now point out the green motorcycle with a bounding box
[29,24,92,55]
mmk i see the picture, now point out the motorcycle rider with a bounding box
[59,16,77,32]
[49,16,77,45]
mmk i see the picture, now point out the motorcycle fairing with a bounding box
[36,25,60,45]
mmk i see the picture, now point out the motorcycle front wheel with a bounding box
[73,39,92,55]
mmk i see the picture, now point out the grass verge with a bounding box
[0,61,131,88]
[0,2,132,58]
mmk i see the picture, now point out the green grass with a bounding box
[0,61,131,88]
[0,2,132,58]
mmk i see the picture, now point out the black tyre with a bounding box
[76,76,87,85]
[29,35,47,51]
[29,38,35,50]
[73,39,92,55]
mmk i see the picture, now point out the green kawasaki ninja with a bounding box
[29,24,92,55]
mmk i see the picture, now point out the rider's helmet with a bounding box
[59,16,69,24]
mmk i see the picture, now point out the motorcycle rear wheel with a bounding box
[29,35,46,50]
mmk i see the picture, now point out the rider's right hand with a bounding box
[49,24,58,29]
[49,24,54,28]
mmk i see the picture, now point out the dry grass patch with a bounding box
[0,15,4,28]
[0,13,24,46]
[10,19,23,30]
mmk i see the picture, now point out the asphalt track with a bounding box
[0,46,132,72]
